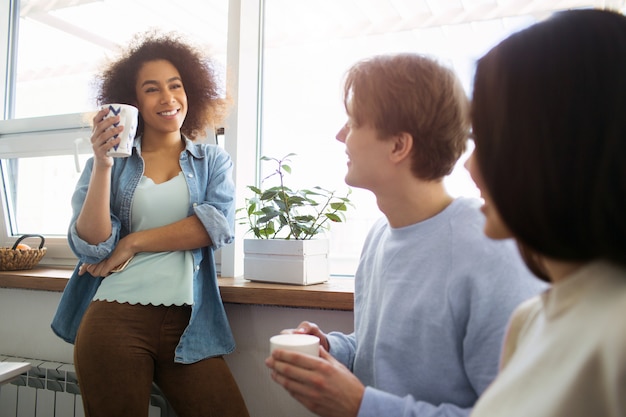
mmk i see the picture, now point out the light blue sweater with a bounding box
[327,198,547,417]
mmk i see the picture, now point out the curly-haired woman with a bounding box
[52,32,250,417]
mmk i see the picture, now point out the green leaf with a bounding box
[258,225,274,238]
[261,190,279,201]
[258,212,279,223]
[248,185,262,194]
[294,215,315,222]
[303,198,320,206]
[238,153,355,239]
[330,202,347,211]
[287,196,307,206]
[325,213,343,222]
[275,200,287,212]
[302,188,324,197]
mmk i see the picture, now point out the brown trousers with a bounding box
[74,301,250,417]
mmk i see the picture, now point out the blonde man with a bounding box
[266,54,545,417]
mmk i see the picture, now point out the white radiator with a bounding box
[0,356,175,417]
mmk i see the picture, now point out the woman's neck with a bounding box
[141,127,183,153]
[543,258,587,283]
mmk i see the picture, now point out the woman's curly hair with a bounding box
[95,31,230,141]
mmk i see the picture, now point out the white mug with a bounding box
[101,103,138,157]
[270,334,320,357]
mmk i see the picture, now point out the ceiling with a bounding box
[12,0,626,84]
[18,0,626,51]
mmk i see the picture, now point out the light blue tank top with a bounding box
[93,172,194,306]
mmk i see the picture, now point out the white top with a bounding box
[94,172,194,306]
[471,260,626,417]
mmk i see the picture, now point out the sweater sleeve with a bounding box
[355,248,545,417]
[326,331,357,370]
[357,388,471,417]
[459,268,546,399]
[355,273,539,417]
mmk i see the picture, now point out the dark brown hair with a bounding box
[342,53,470,180]
[96,31,230,141]
[471,9,626,267]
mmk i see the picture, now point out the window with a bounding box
[0,0,230,266]
[259,0,614,275]
[12,0,228,118]
[0,0,618,272]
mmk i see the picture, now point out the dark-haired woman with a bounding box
[467,9,626,417]
[51,32,250,417]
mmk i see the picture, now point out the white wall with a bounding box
[0,288,354,417]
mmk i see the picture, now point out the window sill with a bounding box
[0,267,354,311]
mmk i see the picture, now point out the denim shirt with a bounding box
[51,136,236,364]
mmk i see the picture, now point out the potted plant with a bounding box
[238,153,353,285]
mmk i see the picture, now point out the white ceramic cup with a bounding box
[270,334,320,357]
[101,103,138,157]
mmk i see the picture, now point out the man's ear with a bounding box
[389,132,413,163]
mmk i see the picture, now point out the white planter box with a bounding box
[243,238,329,285]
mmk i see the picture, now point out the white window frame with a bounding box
[2,0,618,274]
[0,114,93,265]
[0,0,261,274]
[0,0,16,118]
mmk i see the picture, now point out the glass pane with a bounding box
[4,0,228,258]
[260,1,601,276]
[14,0,228,118]
[1,155,89,235]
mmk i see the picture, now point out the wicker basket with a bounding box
[0,234,47,271]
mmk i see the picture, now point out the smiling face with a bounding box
[465,151,513,239]
[335,119,393,192]
[134,59,188,138]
